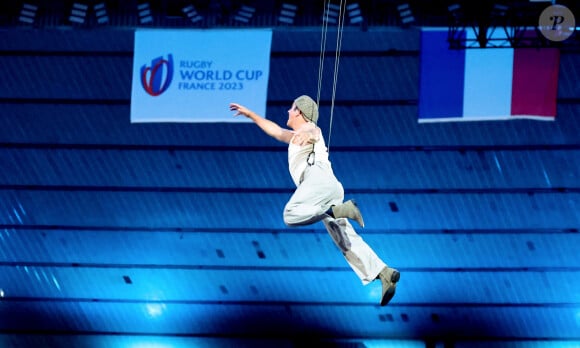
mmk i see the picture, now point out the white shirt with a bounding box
[288,123,330,186]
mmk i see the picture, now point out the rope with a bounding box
[317,0,330,106]
[318,0,346,155]
[327,0,346,153]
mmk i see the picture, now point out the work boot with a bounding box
[377,267,400,306]
[331,200,365,227]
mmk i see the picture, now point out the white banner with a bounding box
[131,29,272,123]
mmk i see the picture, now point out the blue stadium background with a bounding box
[0,1,579,347]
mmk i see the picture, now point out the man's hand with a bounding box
[229,103,251,118]
[229,102,293,144]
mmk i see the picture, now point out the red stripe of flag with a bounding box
[511,48,560,118]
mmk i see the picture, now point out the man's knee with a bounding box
[283,209,300,226]
[285,205,317,226]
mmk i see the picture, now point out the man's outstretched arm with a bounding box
[230,102,293,143]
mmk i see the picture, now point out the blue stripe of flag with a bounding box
[418,29,465,120]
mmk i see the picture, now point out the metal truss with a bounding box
[445,2,580,49]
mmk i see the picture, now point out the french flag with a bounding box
[418,28,560,122]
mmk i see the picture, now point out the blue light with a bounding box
[145,302,166,318]
[361,340,425,348]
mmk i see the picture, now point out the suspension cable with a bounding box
[327,0,346,154]
[317,0,330,107]
[318,0,346,155]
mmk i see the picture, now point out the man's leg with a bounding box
[322,217,386,284]
[283,164,343,226]
[323,217,400,305]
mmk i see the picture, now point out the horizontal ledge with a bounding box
[2,98,580,106]
[0,185,578,194]
[2,142,580,152]
[2,224,577,234]
[1,262,579,272]
[1,297,578,308]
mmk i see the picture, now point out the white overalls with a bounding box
[282,124,387,285]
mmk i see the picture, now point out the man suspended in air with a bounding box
[230,95,400,306]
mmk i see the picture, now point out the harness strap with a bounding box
[307,143,315,166]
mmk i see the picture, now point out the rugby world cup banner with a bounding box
[418,27,560,123]
[131,29,272,122]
